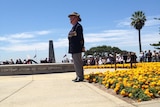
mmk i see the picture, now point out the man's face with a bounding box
[69,16,77,24]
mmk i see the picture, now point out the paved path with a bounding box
[0,69,159,107]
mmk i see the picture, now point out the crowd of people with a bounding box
[139,50,160,62]
[83,52,136,66]
[1,50,159,66]
[1,58,38,65]
[83,50,160,66]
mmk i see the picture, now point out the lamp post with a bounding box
[114,51,117,71]
[151,18,160,50]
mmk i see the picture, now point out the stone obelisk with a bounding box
[49,40,56,63]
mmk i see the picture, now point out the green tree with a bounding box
[150,41,160,50]
[131,11,147,52]
[84,45,124,57]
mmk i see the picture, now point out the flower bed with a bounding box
[84,62,160,102]
[83,63,137,69]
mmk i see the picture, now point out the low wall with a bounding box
[0,63,75,76]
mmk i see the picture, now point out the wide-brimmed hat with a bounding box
[68,12,81,21]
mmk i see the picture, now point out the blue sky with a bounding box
[0,0,160,63]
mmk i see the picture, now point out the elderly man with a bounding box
[68,12,85,82]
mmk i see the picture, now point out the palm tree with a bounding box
[131,11,147,52]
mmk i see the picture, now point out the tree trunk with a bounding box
[138,29,142,52]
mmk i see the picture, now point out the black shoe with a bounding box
[72,78,77,81]
[74,78,83,82]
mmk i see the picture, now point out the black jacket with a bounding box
[68,23,84,53]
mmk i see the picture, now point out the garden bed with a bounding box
[84,62,160,102]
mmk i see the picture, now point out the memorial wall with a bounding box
[0,63,74,76]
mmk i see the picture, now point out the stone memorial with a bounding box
[49,40,56,63]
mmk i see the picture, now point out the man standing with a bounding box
[68,12,85,82]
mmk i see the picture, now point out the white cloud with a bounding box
[1,30,52,42]
[54,38,68,48]
[34,30,52,35]
[0,42,48,51]
[1,27,159,53]
[85,29,136,44]
[0,30,53,52]
[0,37,7,41]
[9,33,34,39]
[0,39,68,52]
[84,25,160,53]
[116,18,131,27]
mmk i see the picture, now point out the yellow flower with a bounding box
[129,93,132,97]
[105,84,109,88]
[149,82,157,87]
[118,77,122,81]
[157,80,160,86]
[120,89,126,96]
[93,78,96,82]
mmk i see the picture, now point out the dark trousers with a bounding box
[72,53,84,80]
